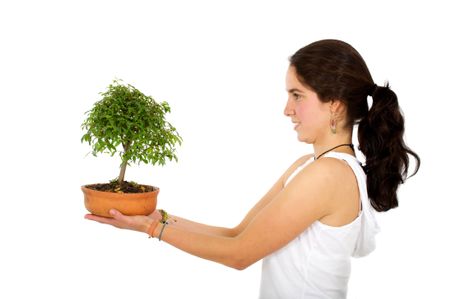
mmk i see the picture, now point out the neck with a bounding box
[313,131,354,159]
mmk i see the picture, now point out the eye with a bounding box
[293,93,302,101]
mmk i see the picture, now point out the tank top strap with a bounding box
[284,155,315,186]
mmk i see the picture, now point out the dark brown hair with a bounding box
[289,39,420,212]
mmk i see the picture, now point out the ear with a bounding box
[330,100,346,119]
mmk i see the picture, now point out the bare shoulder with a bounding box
[293,156,360,224]
[275,155,360,229]
[282,154,357,198]
[283,156,355,205]
[277,157,353,225]
[303,156,354,180]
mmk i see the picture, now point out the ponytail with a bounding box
[358,83,421,212]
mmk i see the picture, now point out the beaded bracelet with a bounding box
[147,220,159,238]
[158,221,169,241]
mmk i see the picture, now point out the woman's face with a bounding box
[284,66,330,144]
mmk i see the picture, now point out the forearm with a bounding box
[168,214,238,237]
[152,221,245,269]
[87,210,248,269]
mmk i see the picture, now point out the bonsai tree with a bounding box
[81,79,182,191]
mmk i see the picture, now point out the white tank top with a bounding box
[259,152,380,299]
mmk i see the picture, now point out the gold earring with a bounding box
[330,118,337,134]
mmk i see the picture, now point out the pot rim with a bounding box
[81,184,160,197]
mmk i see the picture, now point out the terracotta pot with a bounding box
[81,184,159,218]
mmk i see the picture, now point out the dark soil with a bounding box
[86,181,155,193]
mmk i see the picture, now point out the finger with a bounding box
[84,214,117,226]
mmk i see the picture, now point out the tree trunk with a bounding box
[118,142,130,184]
[118,161,127,185]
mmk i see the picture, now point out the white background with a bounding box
[1,0,448,298]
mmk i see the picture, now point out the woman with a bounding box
[86,39,420,298]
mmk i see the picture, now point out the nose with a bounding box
[284,98,294,117]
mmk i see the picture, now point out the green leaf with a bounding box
[80,79,183,171]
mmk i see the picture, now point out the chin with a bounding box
[296,133,313,144]
[297,134,309,143]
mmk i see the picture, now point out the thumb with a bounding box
[109,209,129,227]
[109,209,123,218]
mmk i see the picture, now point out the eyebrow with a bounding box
[287,88,306,94]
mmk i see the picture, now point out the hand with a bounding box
[148,208,164,222]
[84,209,153,234]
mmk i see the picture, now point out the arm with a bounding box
[145,160,338,269]
[149,158,335,269]
[159,153,314,237]
[87,157,337,270]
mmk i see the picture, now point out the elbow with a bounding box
[227,253,256,271]
[228,259,250,271]
[228,226,241,238]
[225,236,257,270]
